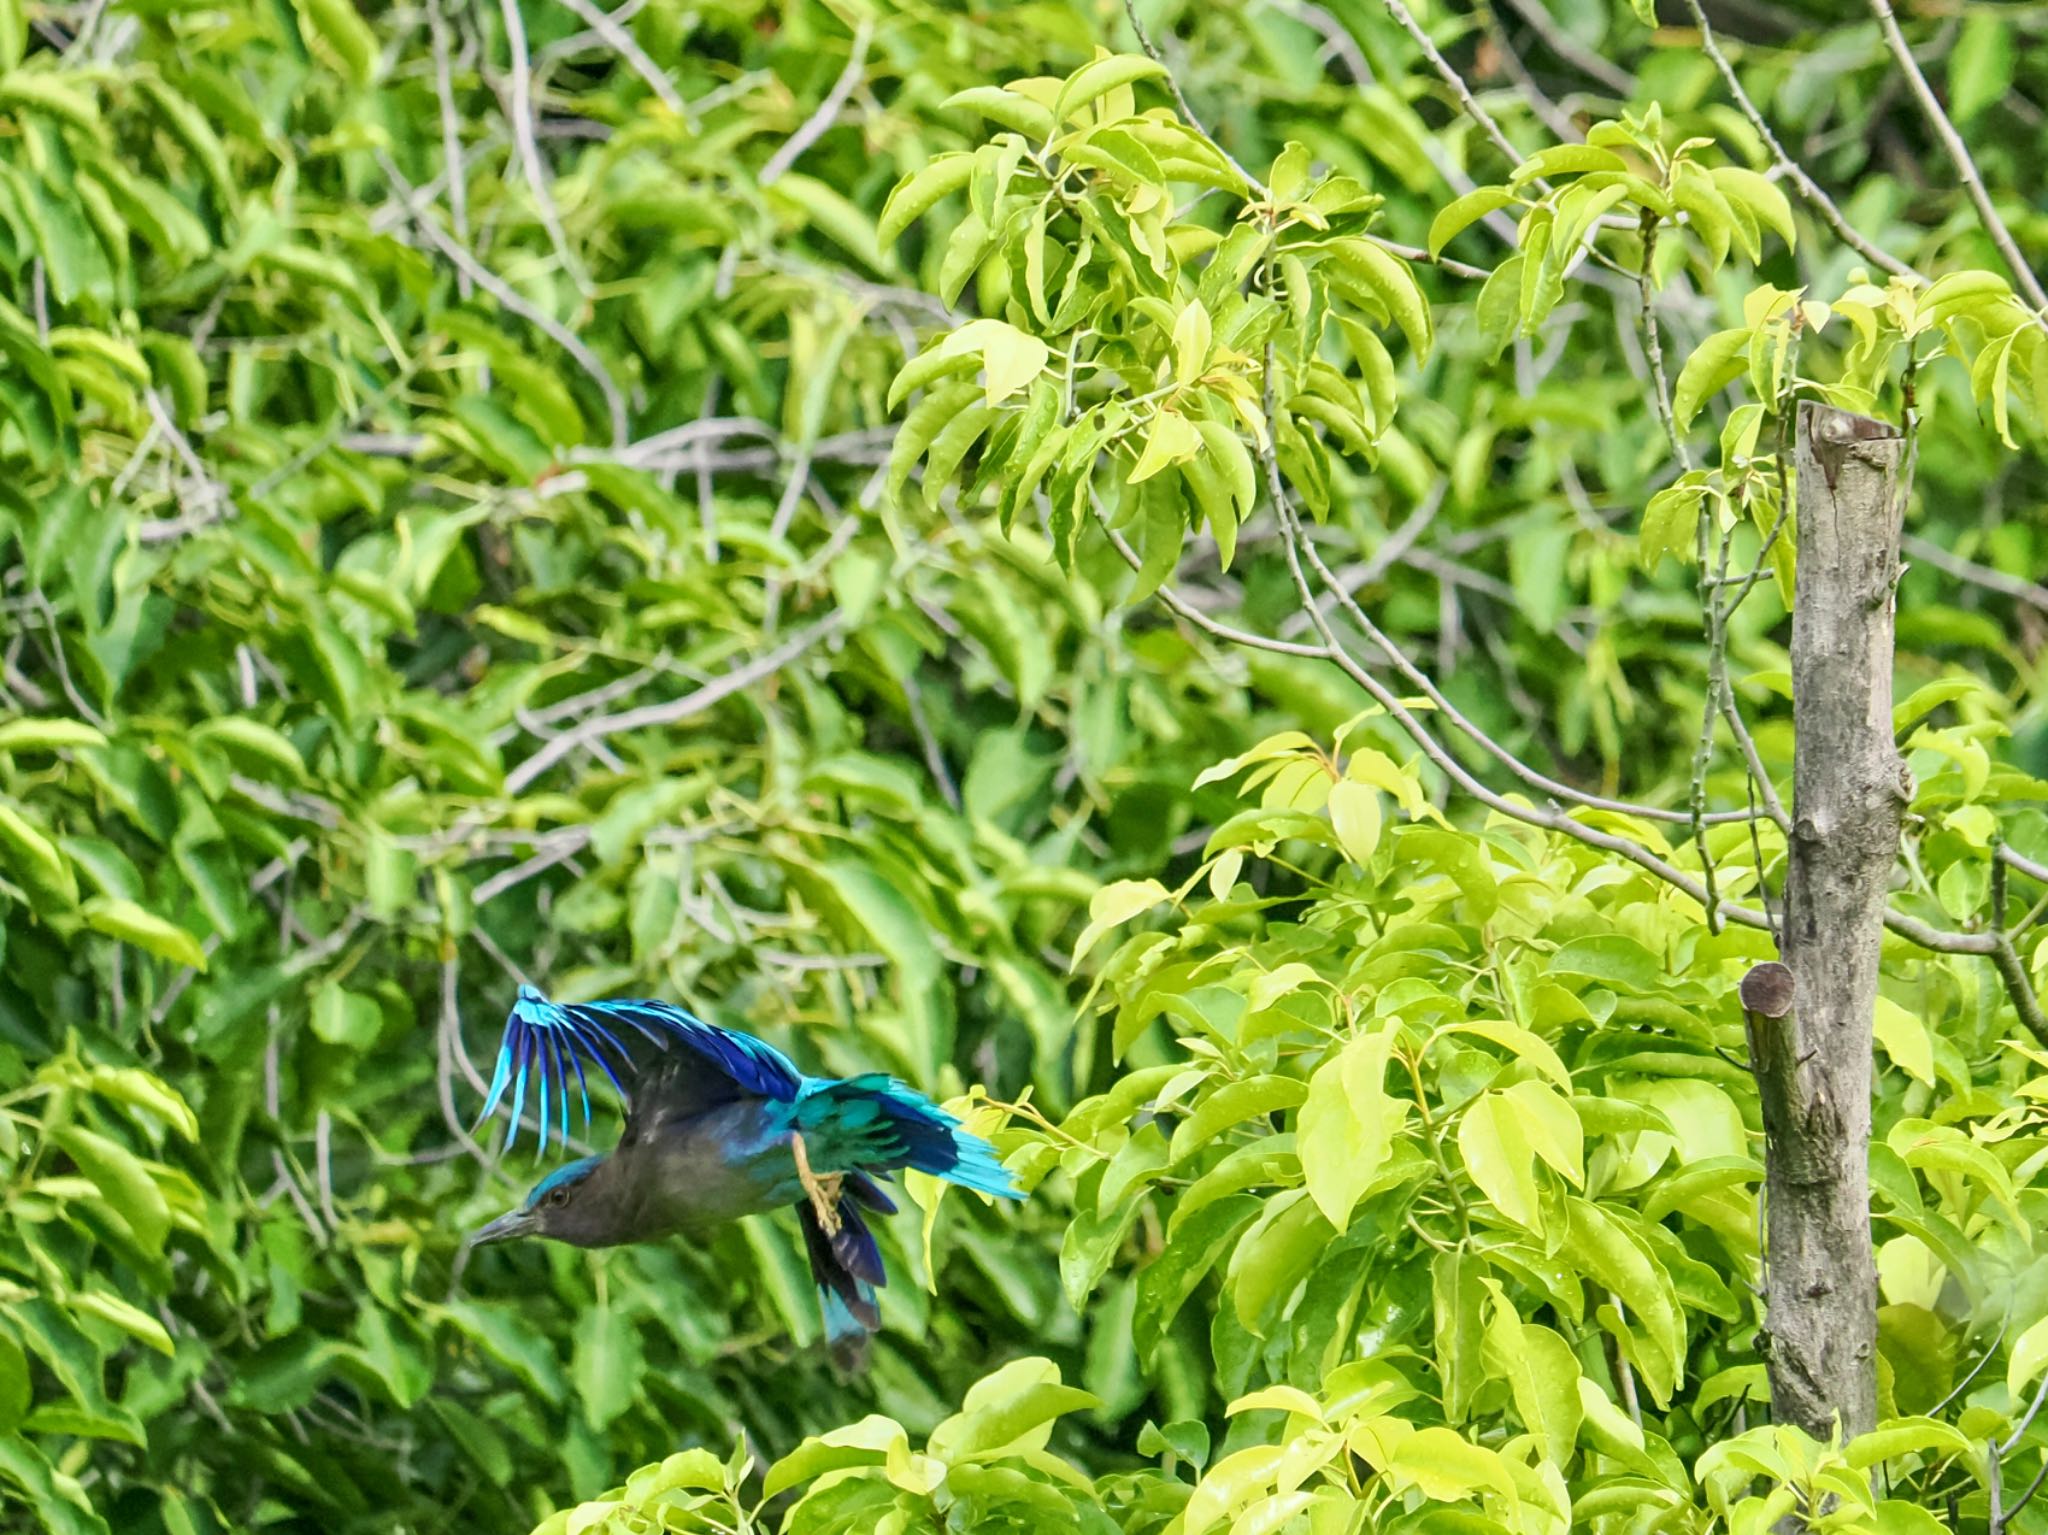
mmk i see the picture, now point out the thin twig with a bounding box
[1902,533,2048,616]
[496,0,589,291]
[428,0,472,299]
[1682,0,1912,280]
[554,0,683,114]
[1496,0,1632,95]
[1382,0,1525,168]
[502,614,845,793]
[1869,0,2048,317]
[758,20,872,186]
[377,153,629,446]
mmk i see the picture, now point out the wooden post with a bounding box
[1747,402,1908,1442]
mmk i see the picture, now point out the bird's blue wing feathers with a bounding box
[477,985,804,1153]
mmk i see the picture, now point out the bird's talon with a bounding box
[791,1131,845,1235]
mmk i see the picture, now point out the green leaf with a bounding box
[82,899,207,970]
[1672,328,1752,430]
[1327,238,1432,356]
[1845,1416,1974,1469]
[0,802,78,909]
[572,1303,642,1432]
[928,1358,1096,1464]
[310,983,382,1048]
[1389,1426,1516,1502]
[1712,168,1796,252]
[1483,1292,1582,1466]
[291,0,376,83]
[1169,1075,1307,1163]
[763,1415,907,1500]
[1639,483,1705,571]
[1129,409,1202,483]
[1071,877,1169,968]
[1326,779,1382,865]
[68,1289,174,1357]
[0,1438,110,1535]
[1051,54,1167,127]
[1428,187,1518,257]
[0,1330,28,1434]
[1948,14,2013,126]
[0,719,108,753]
[1509,144,1629,184]
[1297,1025,1405,1231]
[942,86,1056,139]
[52,1124,171,1249]
[1459,1088,1543,1232]
[1137,1194,1262,1356]
[879,152,976,246]
[1873,995,1935,1088]
[1562,1199,1685,1404]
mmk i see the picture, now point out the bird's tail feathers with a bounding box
[804,1075,1021,1200]
[799,1185,885,1373]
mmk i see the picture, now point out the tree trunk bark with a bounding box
[1745,402,1908,1443]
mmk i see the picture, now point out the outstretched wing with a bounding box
[476,985,804,1154]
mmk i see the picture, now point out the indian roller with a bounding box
[465,985,1018,1365]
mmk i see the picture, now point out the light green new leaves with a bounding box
[926,1357,1097,1464]
[0,719,107,753]
[1639,474,1709,571]
[291,0,377,85]
[1071,878,1169,968]
[51,1124,170,1249]
[879,152,975,246]
[1672,328,1752,431]
[1297,1023,1407,1231]
[1481,1282,1583,1465]
[2009,1314,2048,1400]
[890,319,1050,410]
[1051,54,1167,128]
[1564,1198,1686,1404]
[1129,410,1202,483]
[1326,779,1382,865]
[1457,1080,1582,1234]
[1325,238,1432,358]
[1872,996,1935,1088]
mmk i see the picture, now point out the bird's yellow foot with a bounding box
[791,1131,845,1236]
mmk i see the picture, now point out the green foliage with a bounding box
[5,0,2048,1531]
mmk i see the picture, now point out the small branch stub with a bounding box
[1740,961,1795,1020]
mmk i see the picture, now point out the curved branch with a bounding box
[1869,0,2048,317]
[1681,0,1913,280]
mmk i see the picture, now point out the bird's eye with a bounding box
[546,1187,569,1208]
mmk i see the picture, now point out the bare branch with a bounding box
[1496,0,1633,95]
[1680,0,1912,280]
[1902,532,2048,615]
[1381,0,1525,169]
[1869,0,2048,317]
[758,20,872,186]
[496,0,589,291]
[553,0,683,115]
[377,153,629,446]
[502,614,846,793]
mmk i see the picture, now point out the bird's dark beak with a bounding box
[467,1207,537,1247]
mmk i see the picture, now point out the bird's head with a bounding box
[468,1155,609,1248]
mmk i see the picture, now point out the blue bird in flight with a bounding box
[466,985,1018,1365]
